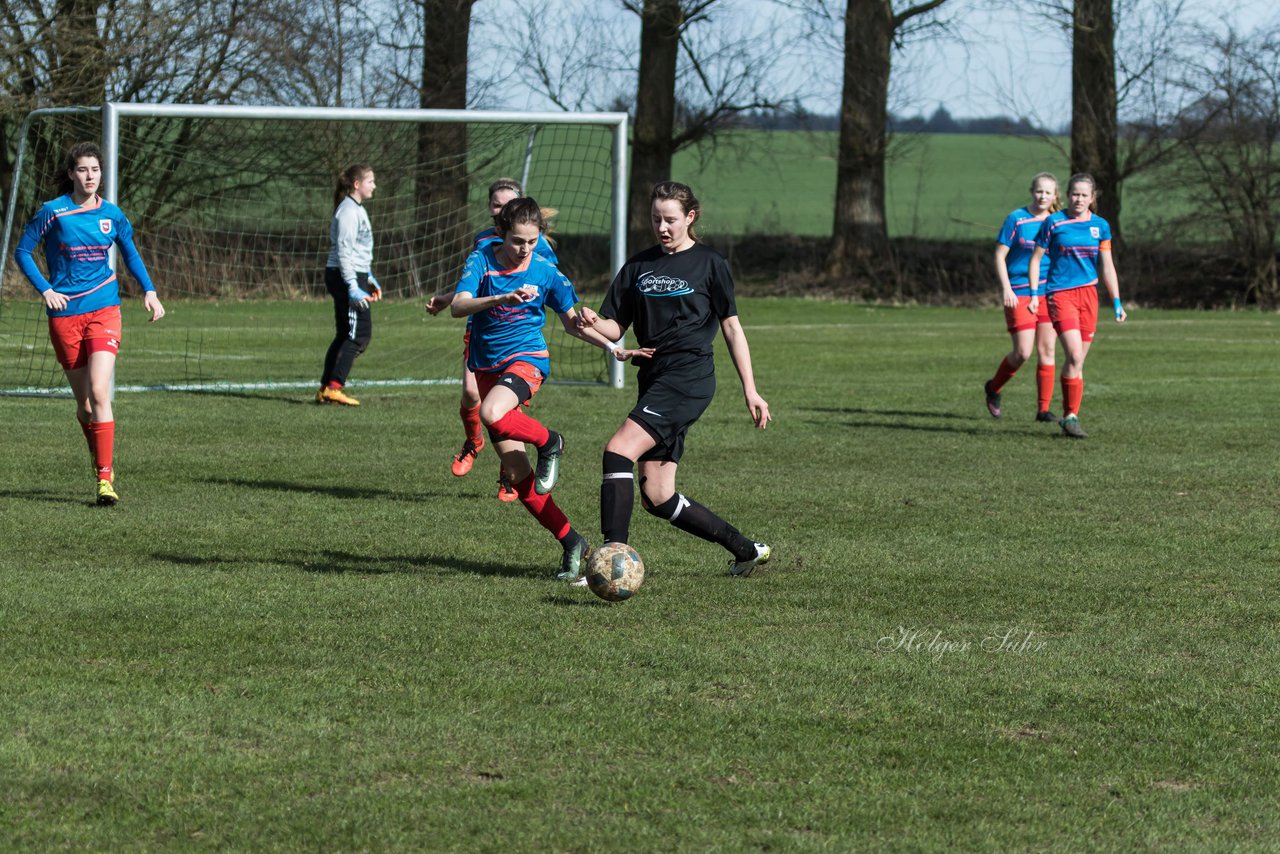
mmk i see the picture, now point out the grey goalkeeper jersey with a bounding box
[326,196,373,285]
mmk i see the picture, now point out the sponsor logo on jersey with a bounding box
[99,219,113,235]
[636,272,694,297]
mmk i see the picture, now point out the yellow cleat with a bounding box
[96,479,119,506]
[316,386,360,406]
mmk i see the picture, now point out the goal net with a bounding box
[0,103,627,395]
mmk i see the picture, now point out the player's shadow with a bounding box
[179,390,315,406]
[0,487,100,507]
[152,548,550,579]
[799,405,1039,437]
[208,476,452,503]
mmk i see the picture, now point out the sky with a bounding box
[478,0,1280,122]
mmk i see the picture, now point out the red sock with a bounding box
[1036,363,1056,413]
[1061,376,1084,417]
[490,409,550,447]
[989,356,1020,395]
[460,404,483,445]
[515,473,570,539]
[90,420,115,481]
[326,381,343,390]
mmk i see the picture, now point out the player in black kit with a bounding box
[576,181,773,577]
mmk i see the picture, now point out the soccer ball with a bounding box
[585,542,645,602]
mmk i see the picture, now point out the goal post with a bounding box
[1,102,628,394]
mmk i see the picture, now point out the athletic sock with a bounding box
[490,409,550,447]
[647,491,756,560]
[1036,363,1056,413]
[1061,376,1084,418]
[989,355,1020,395]
[601,451,635,545]
[90,420,115,482]
[460,404,483,446]
[514,473,570,539]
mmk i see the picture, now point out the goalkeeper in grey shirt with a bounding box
[317,164,380,406]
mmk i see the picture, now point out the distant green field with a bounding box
[677,131,1168,241]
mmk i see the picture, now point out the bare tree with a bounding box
[819,0,950,278]
[1165,26,1280,308]
[1071,0,1120,237]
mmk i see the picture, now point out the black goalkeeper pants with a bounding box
[320,267,372,387]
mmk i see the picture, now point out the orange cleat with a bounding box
[451,438,484,477]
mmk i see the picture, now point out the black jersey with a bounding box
[600,243,738,376]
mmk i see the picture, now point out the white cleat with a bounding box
[729,542,771,577]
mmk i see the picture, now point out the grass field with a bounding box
[2,299,1278,849]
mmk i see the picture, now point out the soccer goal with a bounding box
[0,102,628,395]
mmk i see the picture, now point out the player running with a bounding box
[450,196,627,580]
[14,141,166,505]
[1027,173,1128,439]
[576,181,773,578]
[317,164,380,406]
[426,178,559,501]
[984,172,1061,422]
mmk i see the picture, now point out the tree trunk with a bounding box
[825,0,894,279]
[627,0,684,255]
[1071,0,1120,243]
[416,0,474,293]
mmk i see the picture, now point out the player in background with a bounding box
[451,196,636,581]
[14,141,166,505]
[317,164,380,406]
[984,172,1061,422]
[426,178,559,501]
[1027,173,1127,439]
[576,181,773,578]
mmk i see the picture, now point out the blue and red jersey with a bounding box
[473,227,559,265]
[15,194,155,317]
[996,207,1050,295]
[454,243,578,377]
[1035,211,1113,294]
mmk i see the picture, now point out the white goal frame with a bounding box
[3,102,630,389]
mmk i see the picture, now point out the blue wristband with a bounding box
[1113,297,1123,316]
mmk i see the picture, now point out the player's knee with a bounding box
[643,490,685,521]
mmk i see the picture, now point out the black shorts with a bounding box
[629,366,715,464]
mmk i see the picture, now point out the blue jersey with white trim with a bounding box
[1035,211,1112,294]
[454,244,578,377]
[15,194,155,317]
[996,206,1050,294]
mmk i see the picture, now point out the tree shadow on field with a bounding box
[152,548,550,579]
[208,476,451,503]
[801,405,971,421]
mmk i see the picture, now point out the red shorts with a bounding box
[1048,287,1099,343]
[475,360,544,408]
[48,305,122,370]
[1003,293,1052,333]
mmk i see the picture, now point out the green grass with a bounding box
[2,299,1279,849]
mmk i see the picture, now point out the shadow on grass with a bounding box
[542,593,613,608]
[207,476,452,503]
[152,548,550,579]
[178,390,315,406]
[799,405,1048,437]
[0,487,99,507]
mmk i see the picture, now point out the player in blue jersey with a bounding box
[14,141,165,505]
[1027,173,1127,439]
[984,172,1061,422]
[450,196,634,581]
[426,178,558,501]
[317,164,380,406]
[576,181,773,578]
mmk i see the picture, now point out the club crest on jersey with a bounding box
[99,219,113,235]
[1089,227,1100,239]
[636,271,694,297]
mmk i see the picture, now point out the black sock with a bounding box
[648,492,756,560]
[558,527,584,549]
[601,451,634,544]
[538,429,561,454]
